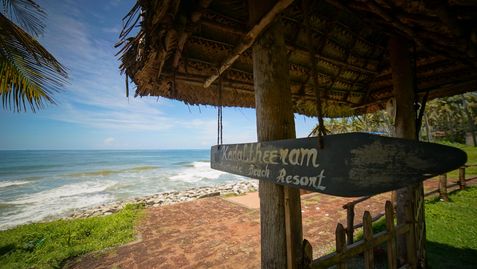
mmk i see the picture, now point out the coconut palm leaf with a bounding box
[2,0,45,36]
[0,12,67,112]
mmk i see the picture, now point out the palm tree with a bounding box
[425,92,477,144]
[0,0,67,112]
[310,110,394,137]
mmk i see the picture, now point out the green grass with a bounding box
[439,142,477,178]
[352,216,386,243]
[351,187,477,268]
[0,203,144,269]
[426,187,477,269]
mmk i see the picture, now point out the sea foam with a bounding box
[0,181,116,230]
[0,180,32,189]
[169,161,227,182]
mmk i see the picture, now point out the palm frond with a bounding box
[1,0,45,36]
[0,13,67,112]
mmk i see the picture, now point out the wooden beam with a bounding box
[288,44,378,75]
[365,0,476,67]
[173,76,360,107]
[200,18,247,36]
[204,0,294,88]
[282,13,386,52]
[196,18,380,75]
[172,0,213,69]
[188,35,374,87]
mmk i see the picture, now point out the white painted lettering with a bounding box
[299,148,320,167]
[279,149,289,165]
[269,150,278,164]
[289,149,300,165]
[277,168,286,183]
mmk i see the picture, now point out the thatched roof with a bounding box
[117,0,477,117]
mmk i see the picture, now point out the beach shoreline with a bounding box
[66,180,259,220]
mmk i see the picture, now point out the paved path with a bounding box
[66,178,469,269]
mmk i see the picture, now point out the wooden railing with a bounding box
[303,165,477,268]
[426,165,477,200]
[305,201,411,269]
[342,165,477,245]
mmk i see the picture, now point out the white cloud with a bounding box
[31,0,260,149]
[104,137,115,145]
[37,1,184,133]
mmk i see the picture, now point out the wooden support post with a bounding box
[346,205,355,245]
[251,1,303,267]
[389,35,421,268]
[459,167,466,190]
[439,174,449,202]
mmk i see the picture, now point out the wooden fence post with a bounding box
[336,224,347,269]
[346,205,355,245]
[363,211,374,269]
[439,174,449,202]
[385,201,398,269]
[302,239,313,269]
[459,167,466,190]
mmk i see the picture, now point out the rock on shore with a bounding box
[68,180,259,219]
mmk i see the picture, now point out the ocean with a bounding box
[0,150,244,230]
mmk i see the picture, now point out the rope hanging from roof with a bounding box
[216,70,223,145]
[303,0,326,148]
[125,75,129,98]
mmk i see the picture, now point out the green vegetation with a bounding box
[221,192,243,198]
[426,187,477,269]
[0,203,144,269]
[353,187,477,268]
[0,0,67,112]
[440,142,477,178]
[425,93,477,144]
[312,93,477,146]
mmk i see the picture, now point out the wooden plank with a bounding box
[303,239,313,269]
[311,223,411,269]
[385,201,398,269]
[439,174,449,202]
[346,205,355,245]
[284,186,303,269]
[336,224,348,269]
[211,132,467,197]
[363,211,375,269]
[459,167,466,190]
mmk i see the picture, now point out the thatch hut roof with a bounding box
[117,0,477,117]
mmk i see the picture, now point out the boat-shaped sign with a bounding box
[210,132,467,197]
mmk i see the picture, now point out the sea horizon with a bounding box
[0,148,211,151]
[0,149,245,230]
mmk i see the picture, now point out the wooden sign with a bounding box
[210,132,467,197]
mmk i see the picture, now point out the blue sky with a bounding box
[0,0,317,150]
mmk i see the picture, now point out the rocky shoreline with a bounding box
[68,180,259,219]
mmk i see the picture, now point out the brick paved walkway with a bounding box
[66,177,472,269]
